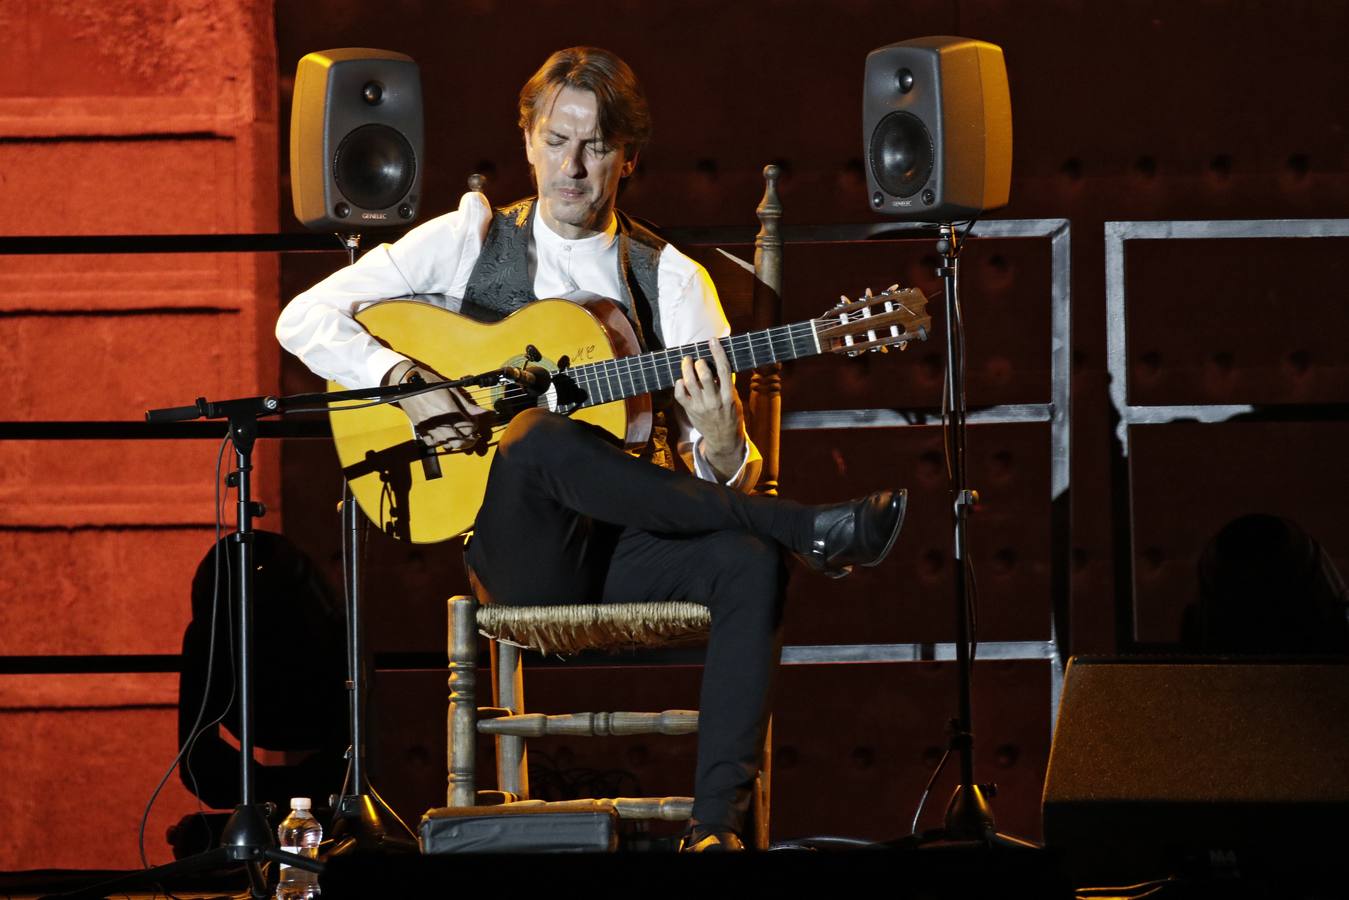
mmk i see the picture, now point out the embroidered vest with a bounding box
[462,197,675,469]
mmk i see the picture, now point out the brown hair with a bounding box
[518,47,652,159]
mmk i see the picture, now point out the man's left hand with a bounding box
[674,334,747,482]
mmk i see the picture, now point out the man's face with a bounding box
[525,85,635,239]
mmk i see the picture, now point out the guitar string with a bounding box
[480,293,927,408]
[454,306,910,447]
[315,301,928,420]
[434,307,914,447]
[318,291,932,420]
[314,321,815,416]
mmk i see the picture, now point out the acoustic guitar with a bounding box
[328,288,930,543]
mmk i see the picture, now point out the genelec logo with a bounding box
[361,212,389,220]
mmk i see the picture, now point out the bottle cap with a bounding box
[290,797,312,810]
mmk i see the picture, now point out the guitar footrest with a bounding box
[419,802,619,854]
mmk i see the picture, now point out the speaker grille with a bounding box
[333,123,416,210]
[868,111,934,199]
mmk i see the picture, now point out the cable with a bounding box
[367,781,413,837]
[1076,876,1178,897]
[909,747,952,833]
[136,433,231,877]
[1075,884,1172,900]
[338,478,356,811]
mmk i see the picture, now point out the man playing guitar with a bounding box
[277,47,907,851]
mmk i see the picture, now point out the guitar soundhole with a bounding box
[488,353,587,418]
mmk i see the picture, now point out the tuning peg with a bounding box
[837,295,850,307]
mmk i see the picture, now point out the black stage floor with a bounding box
[4,847,1342,900]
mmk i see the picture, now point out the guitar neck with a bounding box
[567,320,821,408]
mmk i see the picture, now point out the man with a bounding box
[277,47,906,851]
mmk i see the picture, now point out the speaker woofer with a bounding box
[869,111,934,199]
[333,123,416,210]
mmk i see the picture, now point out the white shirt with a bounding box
[276,191,761,490]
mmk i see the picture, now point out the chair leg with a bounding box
[447,595,479,807]
[751,716,773,850]
[490,639,530,800]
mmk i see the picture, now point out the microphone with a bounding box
[501,365,552,393]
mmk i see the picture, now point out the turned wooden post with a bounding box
[752,717,773,849]
[749,164,783,497]
[490,639,529,800]
[447,595,479,807]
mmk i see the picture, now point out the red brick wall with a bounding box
[0,0,278,870]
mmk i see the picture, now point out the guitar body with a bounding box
[329,298,649,543]
[325,283,930,544]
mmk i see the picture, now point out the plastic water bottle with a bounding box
[276,797,322,899]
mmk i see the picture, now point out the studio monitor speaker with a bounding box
[291,48,424,231]
[863,36,1011,221]
[1043,657,1349,884]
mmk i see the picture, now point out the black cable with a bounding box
[909,747,952,833]
[367,781,414,837]
[334,482,414,840]
[135,433,231,883]
[1075,876,1178,897]
[949,228,979,664]
[955,217,979,253]
[338,479,355,810]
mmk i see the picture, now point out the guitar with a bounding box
[328,287,930,543]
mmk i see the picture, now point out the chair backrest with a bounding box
[746,164,784,496]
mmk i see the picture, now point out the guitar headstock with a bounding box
[816,285,931,357]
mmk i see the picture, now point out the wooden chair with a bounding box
[446,166,785,849]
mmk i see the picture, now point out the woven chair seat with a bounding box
[476,601,712,655]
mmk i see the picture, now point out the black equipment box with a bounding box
[420,802,619,854]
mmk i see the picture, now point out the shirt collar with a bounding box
[533,206,619,254]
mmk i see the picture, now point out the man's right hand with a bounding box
[383,359,489,452]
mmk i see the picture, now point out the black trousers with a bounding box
[464,407,810,832]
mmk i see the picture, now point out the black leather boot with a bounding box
[798,489,908,579]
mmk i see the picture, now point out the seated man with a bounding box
[277,46,907,851]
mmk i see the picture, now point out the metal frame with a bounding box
[778,218,1072,727]
[1104,218,1349,648]
[2,221,1073,726]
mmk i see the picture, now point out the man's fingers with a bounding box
[707,337,733,402]
[693,358,715,387]
[681,355,702,392]
[707,335,730,373]
[690,355,721,391]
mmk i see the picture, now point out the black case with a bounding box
[420,803,620,853]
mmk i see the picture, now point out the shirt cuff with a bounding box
[364,346,413,389]
[691,434,751,488]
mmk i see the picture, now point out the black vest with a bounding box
[462,197,676,469]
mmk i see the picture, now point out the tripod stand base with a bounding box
[885,784,1041,850]
[52,804,281,900]
[328,793,419,855]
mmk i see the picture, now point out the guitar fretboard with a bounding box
[566,320,820,408]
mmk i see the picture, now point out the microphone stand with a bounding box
[888,223,1036,852]
[325,489,418,855]
[57,371,508,899]
[309,364,521,855]
[58,394,322,899]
